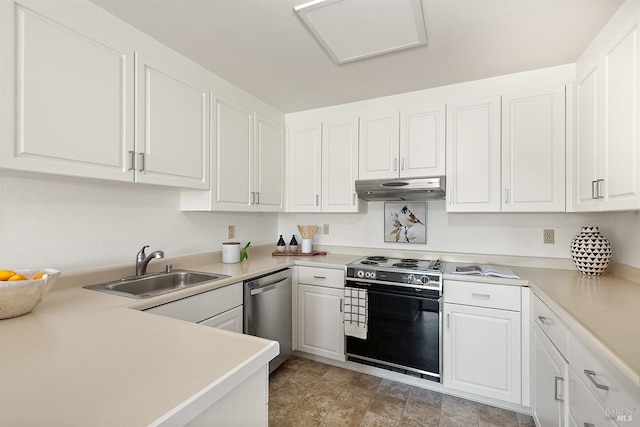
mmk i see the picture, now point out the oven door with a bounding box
[345,283,442,382]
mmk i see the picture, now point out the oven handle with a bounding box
[346,277,441,293]
[347,283,442,302]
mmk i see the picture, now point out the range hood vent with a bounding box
[356,177,445,201]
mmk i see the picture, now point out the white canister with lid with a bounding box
[222,242,241,263]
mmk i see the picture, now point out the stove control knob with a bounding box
[419,276,431,285]
[356,270,365,278]
[407,274,416,284]
[365,271,375,279]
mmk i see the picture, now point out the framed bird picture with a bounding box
[384,202,427,244]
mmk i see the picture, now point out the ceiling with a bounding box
[89,0,624,113]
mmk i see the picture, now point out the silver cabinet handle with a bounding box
[504,189,509,204]
[352,193,356,205]
[447,313,450,329]
[538,315,548,325]
[596,179,604,199]
[339,298,343,312]
[250,192,255,204]
[584,369,609,390]
[400,157,405,170]
[393,158,398,171]
[128,151,135,171]
[313,275,326,279]
[255,192,260,204]
[138,152,145,172]
[554,376,564,402]
[472,293,491,300]
[592,180,598,199]
[315,194,319,206]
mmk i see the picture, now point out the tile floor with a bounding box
[269,356,536,427]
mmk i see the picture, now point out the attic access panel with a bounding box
[294,0,427,64]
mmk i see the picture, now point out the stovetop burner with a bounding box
[366,256,388,262]
[393,263,418,269]
[400,258,420,263]
[361,260,379,265]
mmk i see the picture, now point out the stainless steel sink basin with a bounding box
[83,270,230,298]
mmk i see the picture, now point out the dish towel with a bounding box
[344,287,368,340]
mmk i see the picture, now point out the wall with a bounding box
[0,173,277,271]
[279,201,639,268]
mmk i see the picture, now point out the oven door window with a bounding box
[346,289,441,378]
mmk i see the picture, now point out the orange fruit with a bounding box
[0,270,17,281]
[8,274,27,281]
[33,273,44,280]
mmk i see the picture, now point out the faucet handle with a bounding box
[137,245,149,261]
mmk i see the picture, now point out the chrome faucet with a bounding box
[136,245,165,276]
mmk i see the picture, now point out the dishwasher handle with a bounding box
[250,277,290,296]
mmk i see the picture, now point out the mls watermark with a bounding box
[606,408,635,422]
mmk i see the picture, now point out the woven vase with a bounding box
[570,226,612,276]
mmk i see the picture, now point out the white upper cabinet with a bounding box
[135,53,209,189]
[358,112,399,180]
[1,0,210,189]
[254,114,285,212]
[358,106,445,180]
[287,118,360,213]
[399,105,446,178]
[322,118,359,212]
[446,96,502,212]
[501,86,566,212]
[213,98,254,211]
[0,1,134,181]
[288,124,322,212]
[575,2,640,211]
[447,86,566,213]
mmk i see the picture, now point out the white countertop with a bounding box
[2,249,638,424]
[0,249,358,425]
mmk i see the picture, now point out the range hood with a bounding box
[356,177,446,201]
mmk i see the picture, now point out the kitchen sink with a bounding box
[83,270,230,298]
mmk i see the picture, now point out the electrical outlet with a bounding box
[543,229,555,244]
[227,225,235,239]
[323,224,330,235]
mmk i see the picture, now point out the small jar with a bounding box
[289,235,298,253]
[277,235,286,252]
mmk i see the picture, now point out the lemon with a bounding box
[33,273,44,280]
[8,274,27,281]
[0,270,17,281]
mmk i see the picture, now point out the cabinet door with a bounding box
[501,87,566,212]
[446,97,502,212]
[287,125,322,212]
[443,303,521,404]
[575,60,601,211]
[322,118,359,212]
[297,284,345,361]
[254,114,284,212]
[399,105,446,178]
[532,324,568,427]
[199,306,243,333]
[358,112,399,180]
[0,2,134,181]
[213,98,253,211]
[135,54,209,189]
[600,21,640,210]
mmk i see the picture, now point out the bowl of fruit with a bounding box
[0,269,60,320]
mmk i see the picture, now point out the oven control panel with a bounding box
[347,267,441,289]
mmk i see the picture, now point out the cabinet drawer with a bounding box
[532,294,568,358]
[568,367,619,427]
[298,266,344,289]
[144,282,242,323]
[444,280,520,311]
[568,331,640,418]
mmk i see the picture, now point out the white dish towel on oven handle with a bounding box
[344,287,367,340]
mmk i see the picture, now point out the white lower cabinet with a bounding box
[443,280,522,404]
[199,305,243,333]
[532,323,568,427]
[144,282,243,332]
[296,267,345,361]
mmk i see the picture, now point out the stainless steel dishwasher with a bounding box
[243,268,292,373]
